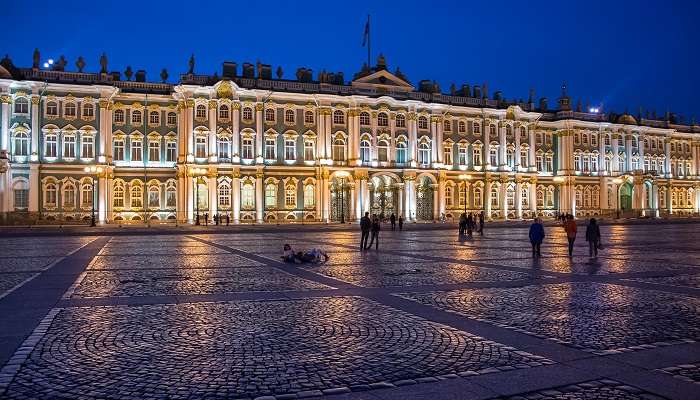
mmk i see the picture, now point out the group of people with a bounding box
[196,213,230,226]
[281,244,330,264]
[458,211,485,237]
[529,215,603,258]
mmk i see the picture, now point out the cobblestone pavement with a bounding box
[1,223,699,399]
[400,282,700,352]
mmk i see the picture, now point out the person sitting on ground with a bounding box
[295,248,330,263]
[282,244,297,263]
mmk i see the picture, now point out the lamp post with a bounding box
[613,177,623,219]
[458,174,472,215]
[190,167,206,225]
[336,170,350,223]
[83,166,103,227]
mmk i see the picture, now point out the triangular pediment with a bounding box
[351,70,414,92]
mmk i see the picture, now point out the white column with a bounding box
[598,130,606,174]
[186,172,194,223]
[529,180,537,215]
[0,96,10,152]
[361,177,370,216]
[652,182,659,218]
[232,103,240,161]
[437,177,445,217]
[317,109,326,161]
[408,113,417,164]
[324,110,332,162]
[500,180,508,220]
[514,126,521,170]
[97,173,106,223]
[29,163,39,213]
[600,177,608,211]
[625,134,633,172]
[484,179,492,219]
[31,96,40,159]
[515,180,523,219]
[349,182,357,221]
[397,183,404,219]
[498,124,507,171]
[432,184,439,220]
[208,100,217,162]
[100,99,113,162]
[528,127,536,171]
[255,171,263,222]
[664,138,672,178]
[106,171,114,222]
[208,172,217,220]
[389,114,396,163]
[322,173,330,222]
[232,171,240,223]
[186,100,195,159]
[612,134,620,174]
[255,103,263,162]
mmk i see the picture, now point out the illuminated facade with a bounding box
[0,52,698,224]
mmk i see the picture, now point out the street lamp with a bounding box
[336,170,350,223]
[458,174,472,215]
[190,167,207,225]
[83,166,103,227]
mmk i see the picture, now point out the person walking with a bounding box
[367,215,381,250]
[458,213,467,236]
[528,217,545,257]
[398,215,404,231]
[390,213,396,231]
[478,211,485,236]
[204,212,209,226]
[563,214,577,257]
[360,212,371,250]
[585,218,601,257]
[226,213,230,226]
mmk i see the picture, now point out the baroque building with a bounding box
[0,52,698,224]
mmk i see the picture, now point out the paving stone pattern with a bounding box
[492,379,667,400]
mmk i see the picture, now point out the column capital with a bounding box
[0,95,12,104]
[208,99,218,108]
[185,99,195,108]
[31,96,40,105]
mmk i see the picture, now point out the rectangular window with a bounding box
[458,147,467,166]
[284,139,296,161]
[81,136,94,159]
[545,155,553,172]
[195,137,207,158]
[304,141,314,161]
[166,189,176,207]
[114,140,125,161]
[265,139,276,160]
[149,141,160,162]
[166,141,176,162]
[473,147,482,165]
[489,147,498,166]
[242,139,253,159]
[45,136,57,158]
[536,155,544,171]
[14,189,28,209]
[63,136,76,158]
[131,139,142,162]
[148,190,160,208]
[218,139,229,160]
[443,147,452,165]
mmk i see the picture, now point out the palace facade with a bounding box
[0,52,698,224]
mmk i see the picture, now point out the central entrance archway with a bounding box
[369,175,398,220]
[416,176,434,221]
[619,181,632,212]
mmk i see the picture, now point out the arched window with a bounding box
[113,109,125,123]
[536,189,544,207]
[13,131,28,156]
[13,180,29,210]
[520,126,527,139]
[445,186,453,207]
[377,140,389,162]
[443,119,451,132]
[219,105,230,120]
[360,139,371,162]
[333,110,345,125]
[165,183,176,207]
[591,134,598,146]
[489,124,496,137]
[83,103,94,118]
[395,114,405,128]
[396,141,407,164]
[506,125,513,137]
[131,109,142,124]
[473,122,481,134]
[474,186,483,208]
[14,97,29,114]
[332,137,346,161]
[265,183,277,207]
[265,108,275,122]
[520,146,528,167]
[130,185,143,208]
[458,121,466,133]
[506,147,515,168]
[575,188,583,208]
[64,103,76,118]
[418,116,428,130]
[241,183,255,208]
[377,112,388,127]
[284,109,295,124]
[583,189,591,208]
[63,182,77,208]
[506,185,515,208]
[285,184,296,207]
[242,107,253,121]
[113,184,124,207]
[360,112,370,126]
[304,110,314,124]
[45,183,57,207]
[304,184,315,207]
[148,186,160,208]
[604,134,611,146]
[218,183,231,208]
[418,142,431,165]
[149,111,160,125]
[196,104,207,119]
[46,101,58,117]
[167,112,177,126]
[546,188,554,207]
[521,186,529,208]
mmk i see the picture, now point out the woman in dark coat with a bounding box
[528,218,545,257]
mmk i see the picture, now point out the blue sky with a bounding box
[6,0,699,120]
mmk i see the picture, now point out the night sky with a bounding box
[6,0,699,121]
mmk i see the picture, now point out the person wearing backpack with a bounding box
[367,215,381,250]
[585,218,602,257]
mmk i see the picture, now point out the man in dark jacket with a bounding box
[585,218,601,257]
[528,217,545,257]
[360,212,371,250]
[390,213,396,230]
